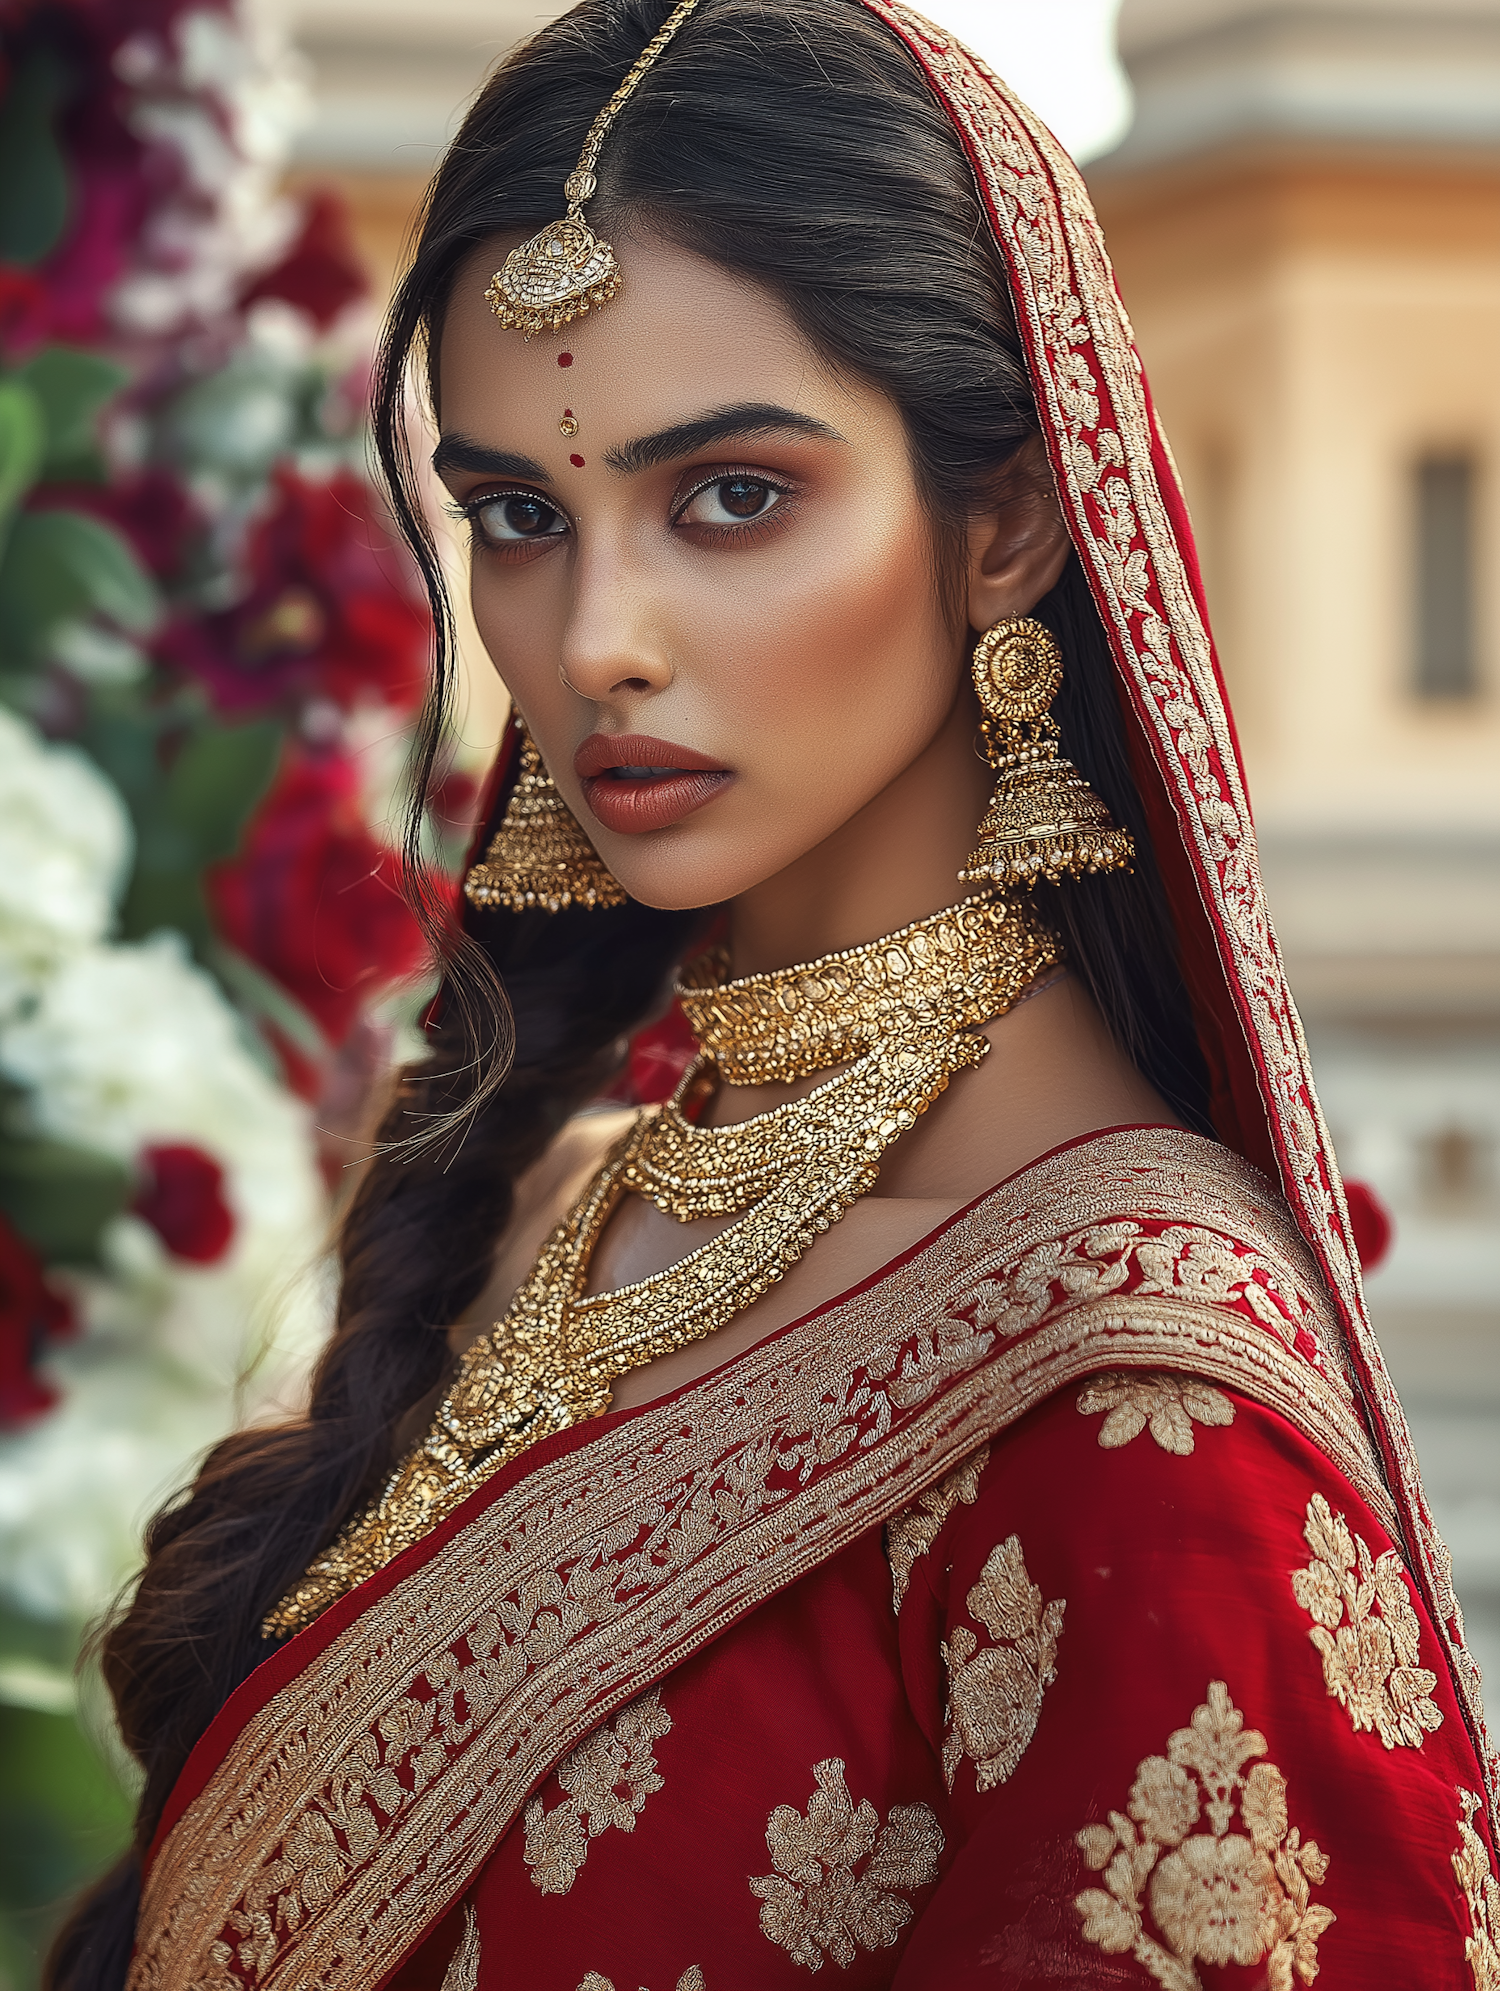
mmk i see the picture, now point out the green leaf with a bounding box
[0,381,44,529]
[0,1136,131,1264]
[0,509,160,666]
[162,721,283,863]
[0,49,71,266]
[17,348,127,469]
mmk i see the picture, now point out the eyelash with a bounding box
[447,465,801,557]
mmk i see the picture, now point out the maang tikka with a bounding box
[486,0,704,338]
[960,616,1135,888]
[464,723,626,914]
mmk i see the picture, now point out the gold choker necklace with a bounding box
[266,894,1060,1637]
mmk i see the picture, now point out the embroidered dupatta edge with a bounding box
[130,1129,1386,1991]
[858,0,1496,1826]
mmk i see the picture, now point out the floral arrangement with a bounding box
[0,0,459,1962]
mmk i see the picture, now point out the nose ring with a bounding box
[558,663,580,694]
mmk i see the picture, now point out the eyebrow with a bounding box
[430,435,551,483]
[604,403,844,473]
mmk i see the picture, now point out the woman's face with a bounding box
[436,232,980,911]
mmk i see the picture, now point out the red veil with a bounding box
[853,0,1491,1788]
[124,9,1497,1988]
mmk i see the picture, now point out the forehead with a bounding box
[437,231,867,437]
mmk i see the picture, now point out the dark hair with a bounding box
[49,3,1209,1980]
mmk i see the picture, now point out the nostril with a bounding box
[612,677,655,693]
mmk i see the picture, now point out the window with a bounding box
[1413,455,1479,699]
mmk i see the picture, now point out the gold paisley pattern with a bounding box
[523,1691,671,1895]
[128,1133,1382,1991]
[884,1445,990,1611]
[577,1973,704,1991]
[1290,1493,1443,1750]
[1075,1681,1335,1990]
[941,1535,1064,1792]
[871,0,1495,1838]
[1453,1789,1500,1990]
[577,1967,709,1983]
[439,1904,480,1991]
[749,1758,942,1970]
[1077,1372,1235,1455]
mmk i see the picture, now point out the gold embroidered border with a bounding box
[863,0,1493,1831]
[130,1132,1384,1991]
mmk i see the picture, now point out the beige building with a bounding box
[276,0,1500,1698]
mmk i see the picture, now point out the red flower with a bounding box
[208,745,428,1048]
[159,466,429,715]
[131,1143,234,1264]
[240,190,368,331]
[0,1212,75,1427]
[32,468,200,585]
[0,264,49,359]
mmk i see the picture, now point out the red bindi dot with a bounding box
[570,453,585,467]
[558,352,573,367]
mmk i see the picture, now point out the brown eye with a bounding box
[719,477,771,518]
[679,475,785,528]
[474,494,565,543]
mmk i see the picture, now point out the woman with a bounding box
[54,1,1498,1986]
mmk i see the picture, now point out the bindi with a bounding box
[570,454,585,468]
[558,352,573,367]
[560,408,579,437]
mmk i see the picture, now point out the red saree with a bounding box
[125,6,1500,1988]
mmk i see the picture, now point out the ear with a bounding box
[963,435,1072,634]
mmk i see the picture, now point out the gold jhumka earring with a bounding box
[960,616,1135,888]
[486,0,703,338]
[464,726,626,913]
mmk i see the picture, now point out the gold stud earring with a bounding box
[959,616,1134,888]
[464,723,626,913]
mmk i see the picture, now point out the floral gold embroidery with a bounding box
[129,1134,1384,1991]
[885,1445,990,1610]
[1452,1788,1500,1990]
[749,1758,942,1969]
[942,1535,1064,1791]
[1075,1680,1335,1990]
[577,1971,704,1991]
[1077,1372,1234,1455]
[440,1904,480,1991]
[1290,1493,1443,1750]
[524,1691,672,1894]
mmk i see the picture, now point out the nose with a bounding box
[557,543,674,703]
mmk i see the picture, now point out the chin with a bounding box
[591,827,791,913]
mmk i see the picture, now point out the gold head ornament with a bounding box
[486,0,705,338]
[960,616,1135,889]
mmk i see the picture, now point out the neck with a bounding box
[727,681,991,977]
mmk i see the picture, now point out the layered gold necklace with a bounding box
[265,894,1060,1637]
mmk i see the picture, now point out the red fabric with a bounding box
[1344,1180,1394,1275]
[398,1388,1486,1988]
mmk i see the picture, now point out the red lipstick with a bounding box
[574,733,732,834]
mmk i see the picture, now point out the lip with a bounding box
[574,733,733,835]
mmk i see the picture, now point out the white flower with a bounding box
[0,708,133,1010]
[0,933,332,1621]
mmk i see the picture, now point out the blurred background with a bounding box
[0,0,1496,1980]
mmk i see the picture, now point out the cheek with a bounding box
[714,495,953,775]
